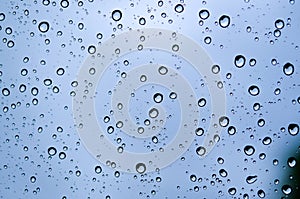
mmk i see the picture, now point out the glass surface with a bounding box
[0,0,299,198]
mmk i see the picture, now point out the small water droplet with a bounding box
[275,19,285,29]
[288,123,299,136]
[244,145,255,156]
[174,4,184,13]
[136,163,146,174]
[153,93,163,103]
[283,62,294,76]
[199,9,210,20]
[38,21,50,33]
[112,10,122,21]
[234,55,246,68]
[248,85,260,96]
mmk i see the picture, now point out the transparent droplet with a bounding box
[59,152,66,160]
[244,145,255,156]
[228,187,236,195]
[262,136,272,145]
[287,157,297,168]
[288,123,299,136]
[43,79,52,86]
[5,27,12,35]
[275,19,285,29]
[137,127,144,134]
[158,66,168,75]
[149,108,159,118]
[234,55,246,68]
[30,176,36,183]
[257,118,265,127]
[169,92,177,99]
[259,153,266,160]
[196,146,206,156]
[219,15,231,28]
[195,128,204,136]
[140,75,147,82]
[172,44,179,52]
[19,84,26,92]
[204,36,212,44]
[0,13,5,21]
[227,126,236,135]
[48,147,57,156]
[248,85,260,96]
[7,40,14,48]
[198,98,206,107]
[283,62,294,76]
[153,93,163,103]
[88,45,96,54]
[274,29,281,37]
[190,174,197,182]
[257,189,265,198]
[152,136,158,144]
[174,4,184,13]
[199,9,210,20]
[56,68,65,76]
[116,121,123,128]
[219,169,228,177]
[2,88,10,96]
[107,126,114,134]
[219,116,229,127]
[246,175,257,184]
[281,185,292,195]
[31,87,39,96]
[89,68,96,75]
[139,17,146,25]
[249,58,256,67]
[211,65,220,74]
[95,166,102,174]
[253,102,261,111]
[60,0,69,8]
[136,163,146,174]
[38,21,50,33]
[112,10,122,21]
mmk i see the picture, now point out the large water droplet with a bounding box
[136,163,146,174]
[112,10,122,21]
[281,185,292,195]
[246,175,257,184]
[275,19,285,29]
[248,85,260,96]
[288,123,299,136]
[287,157,297,168]
[153,93,163,103]
[48,147,57,156]
[244,145,255,156]
[234,55,246,68]
[38,21,50,33]
[283,62,294,76]
[199,9,210,20]
[219,15,231,28]
[174,4,184,13]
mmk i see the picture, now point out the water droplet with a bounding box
[0,13,5,21]
[174,4,184,13]
[172,44,179,52]
[195,128,204,136]
[288,123,299,136]
[149,108,159,118]
[228,187,236,195]
[19,84,26,92]
[116,121,123,128]
[248,85,260,96]
[158,66,168,75]
[227,126,236,135]
[48,147,57,156]
[262,136,272,145]
[211,65,220,74]
[219,116,229,127]
[275,19,285,29]
[283,62,294,76]
[7,40,15,48]
[204,36,212,44]
[112,10,122,21]
[249,58,256,67]
[136,163,146,174]
[196,146,206,156]
[2,88,10,96]
[281,185,292,195]
[169,92,177,99]
[107,126,114,134]
[43,79,52,86]
[139,17,146,25]
[5,27,12,35]
[190,174,197,182]
[274,29,281,37]
[59,152,66,160]
[56,68,65,76]
[140,75,147,82]
[244,145,255,156]
[198,98,206,107]
[95,166,102,174]
[219,15,231,28]
[257,189,265,198]
[246,175,257,184]
[153,93,163,103]
[219,169,228,177]
[199,9,210,20]
[287,157,297,168]
[257,118,265,127]
[60,0,69,8]
[89,67,96,75]
[31,87,39,96]
[38,21,50,33]
[137,127,144,134]
[152,136,158,144]
[30,176,36,183]
[234,55,246,68]
[88,45,96,54]
[96,33,103,39]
